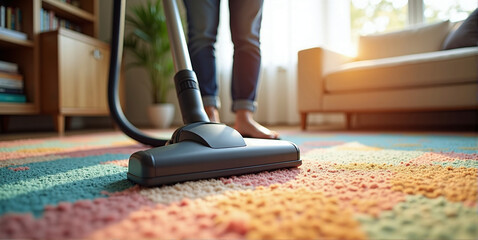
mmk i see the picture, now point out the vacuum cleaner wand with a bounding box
[163,0,210,124]
[108,0,301,186]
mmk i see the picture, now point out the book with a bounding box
[0,60,18,73]
[1,6,23,31]
[40,9,81,33]
[53,16,58,30]
[6,7,11,30]
[0,6,26,40]
[11,8,15,30]
[0,87,23,94]
[0,71,22,81]
[0,27,27,40]
[40,9,43,31]
[16,8,22,31]
[45,10,49,30]
[0,6,5,28]
[0,93,26,103]
[0,78,23,89]
[0,71,23,89]
[49,11,54,30]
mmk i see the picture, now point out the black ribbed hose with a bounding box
[107,0,167,147]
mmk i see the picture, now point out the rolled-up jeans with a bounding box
[183,0,263,113]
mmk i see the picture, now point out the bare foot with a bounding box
[204,106,220,123]
[233,110,279,139]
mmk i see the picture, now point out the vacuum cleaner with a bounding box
[107,0,301,186]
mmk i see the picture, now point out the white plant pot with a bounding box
[148,103,175,129]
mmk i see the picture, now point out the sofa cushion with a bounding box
[442,8,478,50]
[325,47,478,93]
[357,20,451,61]
[323,83,478,111]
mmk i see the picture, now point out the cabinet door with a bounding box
[58,35,110,112]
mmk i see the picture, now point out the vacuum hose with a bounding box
[108,0,209,147]
[108,0,167,147]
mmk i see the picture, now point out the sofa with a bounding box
[297,13,478,130]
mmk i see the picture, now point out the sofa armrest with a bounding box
[297,47,353,112]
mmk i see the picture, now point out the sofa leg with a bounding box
[300,112,308,130]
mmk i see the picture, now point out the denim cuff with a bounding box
[232,100,257,113]
[202,96,221,109]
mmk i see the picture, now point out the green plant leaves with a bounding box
[124,0,174,104]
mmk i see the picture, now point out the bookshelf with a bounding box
[0,0,38,115]
[40,0,97,36]
[0,35,34,48]
[0,0,109,134]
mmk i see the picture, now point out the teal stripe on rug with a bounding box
[0,164,129,200]
[0,154,133,217]
[0,154,129,185]
[0,172,133,217]
[282,134,477,153]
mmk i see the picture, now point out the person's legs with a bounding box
[229,0,278,139]
[183,0,221,122]
[229,0,262,112]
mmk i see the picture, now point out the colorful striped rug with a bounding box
[0,130,477,239]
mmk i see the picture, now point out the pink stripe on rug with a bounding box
[0,186,155,240]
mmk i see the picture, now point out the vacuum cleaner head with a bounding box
[127,123,301,186]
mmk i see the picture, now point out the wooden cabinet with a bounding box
[41,28,110,134]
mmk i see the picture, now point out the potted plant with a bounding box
[124,0,175,128]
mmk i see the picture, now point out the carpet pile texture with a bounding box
[0,131,477,239]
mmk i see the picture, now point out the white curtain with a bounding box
[214,0,352,125]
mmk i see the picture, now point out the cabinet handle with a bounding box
[93,49,103,60]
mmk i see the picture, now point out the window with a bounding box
[424,0,477,23]
[351,0,408,38]
[351,0,477,40]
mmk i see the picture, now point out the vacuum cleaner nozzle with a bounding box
[127,123,301,186]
